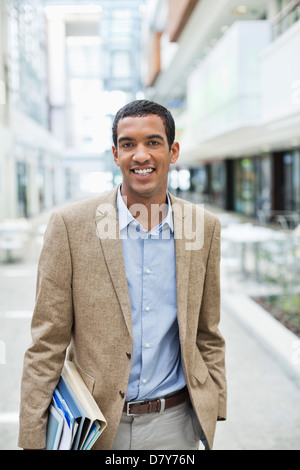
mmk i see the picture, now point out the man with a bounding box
[19,100,226,450]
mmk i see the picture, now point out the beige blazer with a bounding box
[18,187,226,450]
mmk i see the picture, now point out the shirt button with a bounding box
[142,379,147,384]
[146,269,151,274]
[145,343,150,348]
[145,306,150,311]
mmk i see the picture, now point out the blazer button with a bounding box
[126,352,132,359]
[119,391,125,399]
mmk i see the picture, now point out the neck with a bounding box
[120,187,168,231]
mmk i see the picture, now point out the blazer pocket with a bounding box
[76,363,96,395]
[192,349,209,385]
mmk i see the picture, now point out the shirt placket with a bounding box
[139,231,154,394]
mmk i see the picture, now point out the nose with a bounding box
[132,144,150,163]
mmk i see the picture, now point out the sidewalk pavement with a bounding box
[0,198,300,450]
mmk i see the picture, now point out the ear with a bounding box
[112,146,120,167]
[170,142,180,165]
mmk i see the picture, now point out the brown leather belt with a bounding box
[123,387,189,416]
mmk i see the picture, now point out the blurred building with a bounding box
[45,0,146,197]
[145,0,300,220]
[0,0,146,221]
[0,0,65,221]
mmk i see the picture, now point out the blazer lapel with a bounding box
[94,188,133,338]
[170,194,192,348]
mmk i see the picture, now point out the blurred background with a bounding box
[0,0,300,450]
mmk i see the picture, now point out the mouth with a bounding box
[130,168,155,177]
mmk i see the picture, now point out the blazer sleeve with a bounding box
[18,211,74,449]
[197,217,227,421]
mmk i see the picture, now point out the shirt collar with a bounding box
[117,186,174,234]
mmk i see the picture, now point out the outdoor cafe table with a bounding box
[221,224,288,281]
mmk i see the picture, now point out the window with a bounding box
[7,0,48,126]
[273,0,300,38]
[256,156,272,213]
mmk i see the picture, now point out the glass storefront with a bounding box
[210,162,225,207]
[234,156,272,217]
[283,149,300,212]
[190,167,208,198]
[187,153,300,221]
[234,158,256,216]
[186,163,226,208]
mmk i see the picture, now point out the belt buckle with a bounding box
[126,400,144,416]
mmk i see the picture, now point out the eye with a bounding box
[122,142,134,149]
[149,140,160,146]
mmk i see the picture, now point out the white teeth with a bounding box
[133,169,154,175]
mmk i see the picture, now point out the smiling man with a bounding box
[19,100,226,451]
[112,102,180,232]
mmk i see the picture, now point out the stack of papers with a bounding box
[46,361,107,450]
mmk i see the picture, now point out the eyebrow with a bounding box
[118,134,165,144]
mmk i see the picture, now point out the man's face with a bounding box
[112,114,179,202]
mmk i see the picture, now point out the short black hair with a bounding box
[112,100,176,150]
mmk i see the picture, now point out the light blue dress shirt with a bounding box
[117,188,186,401]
